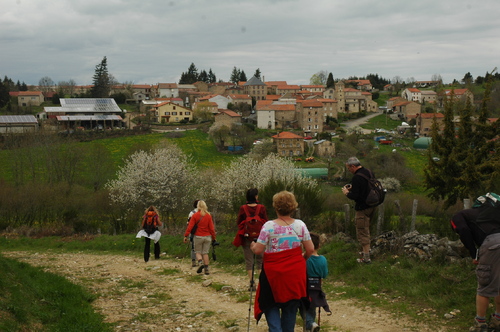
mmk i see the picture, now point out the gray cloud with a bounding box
[1,0,498,85]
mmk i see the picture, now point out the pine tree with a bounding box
[186,63,199,84]
[0,81,9,108]
[208,69,216,83]
[424,94,459,207]
[91,56,111,98]
[198,70,208,83]
[326,73,335,88]
[239,70,247,82]
[230,67,240,84]
[254,68,261,80]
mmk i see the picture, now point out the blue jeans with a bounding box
[264,300,300,332]
[305,304,316,330]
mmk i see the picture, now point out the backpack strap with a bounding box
[242,204,250,217]
[254,204,261,217]
[357,169,374,181]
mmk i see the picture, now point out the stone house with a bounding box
[335,81,378,114]
[152,102,192,123]
[415,113,445,136]
[272,131,304,157]
[196,94,229,109]
[345,79,373,91]
[244,76,268,101]
[256,102,296,130]
[420,90,437,104]
[265,81,287,95]
[156,83,179,98]
[276,85,301,95]
[323,87,335,100]
[214,110,242,127]
[18,91,44,107]
[392,101,422,119]
[301,85,325,93]
[440,88,474,107]
[401,88,422,103]
[227,94,252,107]
[192,101,219,115]
[297,99,324,134]
[314,139,335,158]
[386,97,407,109]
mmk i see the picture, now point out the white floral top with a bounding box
[256,219,311,253]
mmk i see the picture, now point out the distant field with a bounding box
[46,130,238,170]
[0,130,241,184]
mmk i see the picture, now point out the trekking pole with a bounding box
[247,251,256,332]
[184,241,191,257]
[318,307,321,327]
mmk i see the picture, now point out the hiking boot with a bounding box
[204,266,210,275]
[196,261,204,273]
[311,322,320,332]
[357,258,372,264]
[191,260,197,267]
[470,319,489,332]
[489,315,500,331]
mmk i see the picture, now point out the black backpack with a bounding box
[357,169,386,207]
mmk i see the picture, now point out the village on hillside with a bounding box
[1,75,496,159]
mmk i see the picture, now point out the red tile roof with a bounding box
[217,110,241,117]
[297,100,323,108]
[277,85,301,90]
[272,131,303,139]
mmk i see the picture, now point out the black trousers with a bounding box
[144,237,160,262]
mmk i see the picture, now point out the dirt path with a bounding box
[4,251,446,332]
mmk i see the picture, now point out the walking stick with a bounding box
[318,307,321,327]
[247,251,257,332]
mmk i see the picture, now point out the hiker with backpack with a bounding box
[342,156,383,264]
[136,205,162,262]
[183,200,217,275]
[301,232,331,332]
[450,193,500,332]
[250,190,314,332]
[187,199,200,267]
[232,188,268,289]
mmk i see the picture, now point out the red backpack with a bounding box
[144,211,158,234]
[242,205,265,241]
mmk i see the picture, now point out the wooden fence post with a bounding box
[376,202,384,236]
[394,200,406,233]
[344,204,350,232]
[410,199,418,232]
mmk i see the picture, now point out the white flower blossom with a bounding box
[106,145,197,216]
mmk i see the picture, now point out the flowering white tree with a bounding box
[203,154,319,212]
[106,144,197,220]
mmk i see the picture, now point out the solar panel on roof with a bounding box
[0,115,37,124]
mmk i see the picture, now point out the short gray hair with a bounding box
[346,157,361,166]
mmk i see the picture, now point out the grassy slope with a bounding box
[0,234,477,330]
[0,253,112,332]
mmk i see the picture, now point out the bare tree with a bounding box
[310,70,328,85]
[39,76,55,93]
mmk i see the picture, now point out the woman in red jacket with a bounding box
[183,200,216,275]
[233,188,268,288]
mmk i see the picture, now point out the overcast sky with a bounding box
[1,0,499,86]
